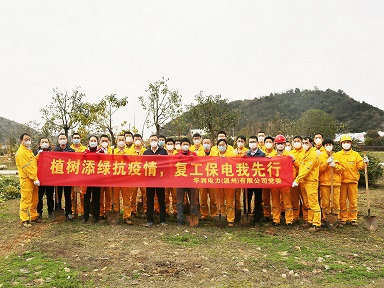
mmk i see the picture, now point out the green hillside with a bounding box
[0,116,37,147]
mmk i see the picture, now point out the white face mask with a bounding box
[134,139,141,146]
[175,144,181,150]
[101,142,108,148]
[285,146,292,152]
[218,146,226,153]
[276,144,284,151]
[117,141,125,148]
[182,145,190,152]
[325,145,333,152]
[24,140,31,147]
[41,143,49,149]
[89,141,98,148]
[314,138,322,145]
[302,144,311,151]
[203,143,211,150]
[258,136,265,143]
[342,143,351,150]
[72,138,80,145]
[150,141,158,148]
[249,142,257,149]
[237,141,244,148]
[126,136,133,143]
[59,139,67,146]
[293,142,302,149]
[193,139,201,145]
[265,142,273,149]
[166,144,174,151]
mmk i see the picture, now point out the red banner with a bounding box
[37,152,293,188]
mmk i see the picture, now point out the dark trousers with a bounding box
[56,186,72,216]
[84,186,100,222]
[245,188,263,223]
[176,188,197,222]
[37,186,54,214]
[146,187,166,223]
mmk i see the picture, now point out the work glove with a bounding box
[363,156,369,163]
[330,161,335,167]
[327,156,334,163]
[34,180,40,186]
[292,181,299,187]
[316,150,321,155]
[288,154,295,162]
[37,149,43,155]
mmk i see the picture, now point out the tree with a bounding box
[40,88,87,138]
[295,109,337,138]
[186,92,241,142]
[139,77,183,137]
[84,94,128,146]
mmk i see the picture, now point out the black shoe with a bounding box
[22,220,32,228]
[273,222,280,226]
[48,212,55,219]
[177,221,183,227]
[38,213,43,220]
[66,214,74,221]
[82,218,89,223]
[145,222,154,227]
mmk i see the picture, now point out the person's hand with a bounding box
[363,156,369,163]
[34,180,40,186]
[330,161,335,167]
[327,156,334,163]
[37,149,43,155]
[292,181,299,187]
[316,150,321,155]
[288,154,295,162]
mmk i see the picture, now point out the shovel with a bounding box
[186,189,200,228]
[326,161,339,229]
[214,188,228,227]
[363,153,378,231]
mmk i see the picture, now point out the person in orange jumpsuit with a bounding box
[165,137,178,216]
[261,136,275,222]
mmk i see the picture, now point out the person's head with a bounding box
[217,131,227,141]
[236,135,246,148]
[72,133,81,145]
[124,131,133,144]
[88,135,99,148]
[19,133,32,148]
[292,135,303,150]
[340,134,352,151]
[285,140,292,152]
[181,137,191,152]
[257,131,266,143]
[158,135,166,147]
[165,138,175,151]
[264,136,274,150]
[100,134,109,148]
[248,135,258,151]
[192,133,202,146]
[274,135,286,152]
[39,137,50,150]
[322,138,334,153]
[133,133,142,147]
[149,134,158,148]
[116,134,126,148]
[58,133,67,146]
[175,139,181,150]
[217,138,227,154]
[302,136,313,151]
[314,133,324,147]
[202,138,212,151]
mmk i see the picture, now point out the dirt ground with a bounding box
[1,183,384,287]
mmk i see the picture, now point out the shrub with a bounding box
[0,177,20,202]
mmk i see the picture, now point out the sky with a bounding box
[1,1,383,139]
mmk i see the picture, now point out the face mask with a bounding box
[285,146,292,152]
[101,142,108,148]
[276,144,284,151]
[72,139,80,145]
[166,144,174,151]
[203,143,211,150]
[117,141,125,148]
[150,141,158,148]
[342,143,351,150]
[158,140,165,147]
[175,144,181,150]
[218,146,226,153]
[24,140,31,147]
[258,136,265,143]
[265,143,273,149]
[193,139,201,145]
[293,142,302,149]
[249,143,257,149]
[134,140,141,146]
[126,136,132,143]
[325,145,333,152]
[315,138,322,145]
[237,142,244,148]
[181,145,190,152]
[89,142,97,148]
[302,144,311,151]
[41,143,49,149]
[59,139,67,146]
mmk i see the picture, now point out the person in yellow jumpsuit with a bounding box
[318,138,344,226]
[269,135,295,226]
[165,137,178,216]
[70,132,87,217]
[335,134,367,226]
[314,133,326,154]
[261,136,275,221]
[210,131,234,155]
[99,134,113,220]
[292,136,321,232]
[233,135,248,222]
[257,131,266,151]
[197,138,217,220]
[213,138,236,227]
[15,133,40,227]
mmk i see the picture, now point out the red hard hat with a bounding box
[274,134,286,143]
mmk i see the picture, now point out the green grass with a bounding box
[0,251,81,287]
[162,234,206,247]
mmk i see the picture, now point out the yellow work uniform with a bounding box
[334,149,364,223]
[294,147,321,227]
[99,146,114,218]
[70,144,87,216]
[270,150,294,225]
[128,147,147,215]
[15,144,39,222]
[289,147,305,222]
[197,149,217,219]
[233,146,248,221]
[319,152,344,221]
[190,144,204,154]
[261,148,276,219]
[211,144,234,155]
[113,147,131,219]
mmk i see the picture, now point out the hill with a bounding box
[0,116,37,146]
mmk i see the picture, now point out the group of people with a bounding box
[15,130,368,232]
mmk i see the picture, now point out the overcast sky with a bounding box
[1,1,383,138]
